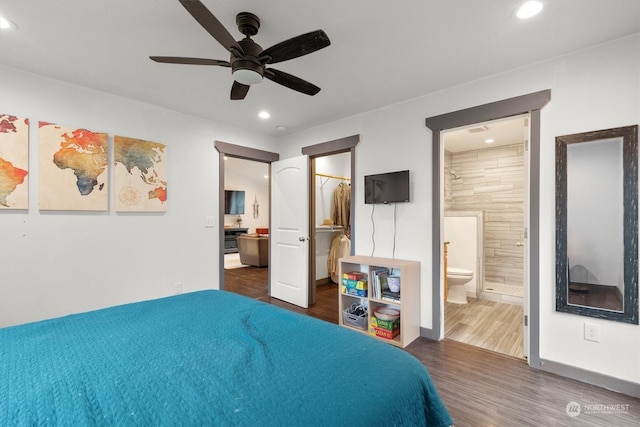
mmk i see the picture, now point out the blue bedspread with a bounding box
[0,290,452,426]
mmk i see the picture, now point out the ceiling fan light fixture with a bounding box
[233,69,263,85]
[151,2,330,99]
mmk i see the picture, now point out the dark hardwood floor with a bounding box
[224,266,639,426]
[569,282,624,311]
[407,340,639,426]
[223,265,338,324]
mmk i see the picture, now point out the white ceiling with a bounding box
[0,1,638,137]
[444,114,529,153]
[225,156,268,186]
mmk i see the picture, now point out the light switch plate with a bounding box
[205,216,216,228]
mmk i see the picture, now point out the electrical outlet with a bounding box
[584,322,600,342]
[174,282,183,295]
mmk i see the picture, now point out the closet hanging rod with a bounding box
[315,172,351,181]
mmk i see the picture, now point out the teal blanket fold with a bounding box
[0,290,452,426]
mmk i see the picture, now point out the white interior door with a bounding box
[270,155,309,308]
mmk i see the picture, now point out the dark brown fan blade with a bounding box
[231,81,250,100]
[179,0,243,55]
[260,30,330,64]
[265,68,320,96]
[150,56,230,67]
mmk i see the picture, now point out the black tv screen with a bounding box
[364,170,410,204]
[224,190,245,214]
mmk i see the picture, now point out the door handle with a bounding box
[516,242,524,247]
[299,237,308,242]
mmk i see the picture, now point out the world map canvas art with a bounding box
[0,114,29,209]
[114,136,167,212]
[39,122,108,211]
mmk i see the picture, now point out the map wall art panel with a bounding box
[114,136,167,212]
[0,114,29,210]
[38,122,108,211]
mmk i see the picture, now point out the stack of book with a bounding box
[369,267,386,299]
[370,315,400,340]
[381,288,401,302]
[369,267,400,301]
[367,268,401,302]
[341,271,368,297]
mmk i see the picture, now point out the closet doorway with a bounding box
[310,152,352,306]
[301,134,359,313]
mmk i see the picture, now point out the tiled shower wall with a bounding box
[444,143,524,288]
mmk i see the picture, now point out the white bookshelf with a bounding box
[338,255,420,348]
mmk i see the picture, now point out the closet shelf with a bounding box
[315,172,350,181]
[316,225,345,232]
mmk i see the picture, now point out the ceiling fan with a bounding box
[150,0,331,100]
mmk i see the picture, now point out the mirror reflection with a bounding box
[556,125,639,324]
[566,138,624,311]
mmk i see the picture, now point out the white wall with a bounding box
[0,65,276,327]
[315,152,350,225]
[276,35,640,384]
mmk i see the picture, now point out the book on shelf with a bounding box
[381,289,401,302]
[343,271,367,281]
[370,267,390,299]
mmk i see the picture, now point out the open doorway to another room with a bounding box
[442,114,529,359]
[427,89,549,366]
[217,135,358,324]
[222,156,270,300]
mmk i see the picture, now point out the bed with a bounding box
[0,290,452,426]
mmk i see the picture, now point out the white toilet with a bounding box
[446,267,474,304]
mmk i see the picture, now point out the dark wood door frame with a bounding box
[214,135,359,305]
[302,134,360,304]
[425,90,551,368]
[214,141,279,292]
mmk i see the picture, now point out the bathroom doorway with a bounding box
[426,89,550,366]
[442,114,529,359]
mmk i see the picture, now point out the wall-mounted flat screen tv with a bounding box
[224,190,245,214]
[364,170,410,204]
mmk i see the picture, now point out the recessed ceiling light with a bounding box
[258,111,270,119]
[516,1,543,19]
[484,138,495,144]
[276,125,288,131]
[0,16,17,31]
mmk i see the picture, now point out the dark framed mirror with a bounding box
[556,125,638,324]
